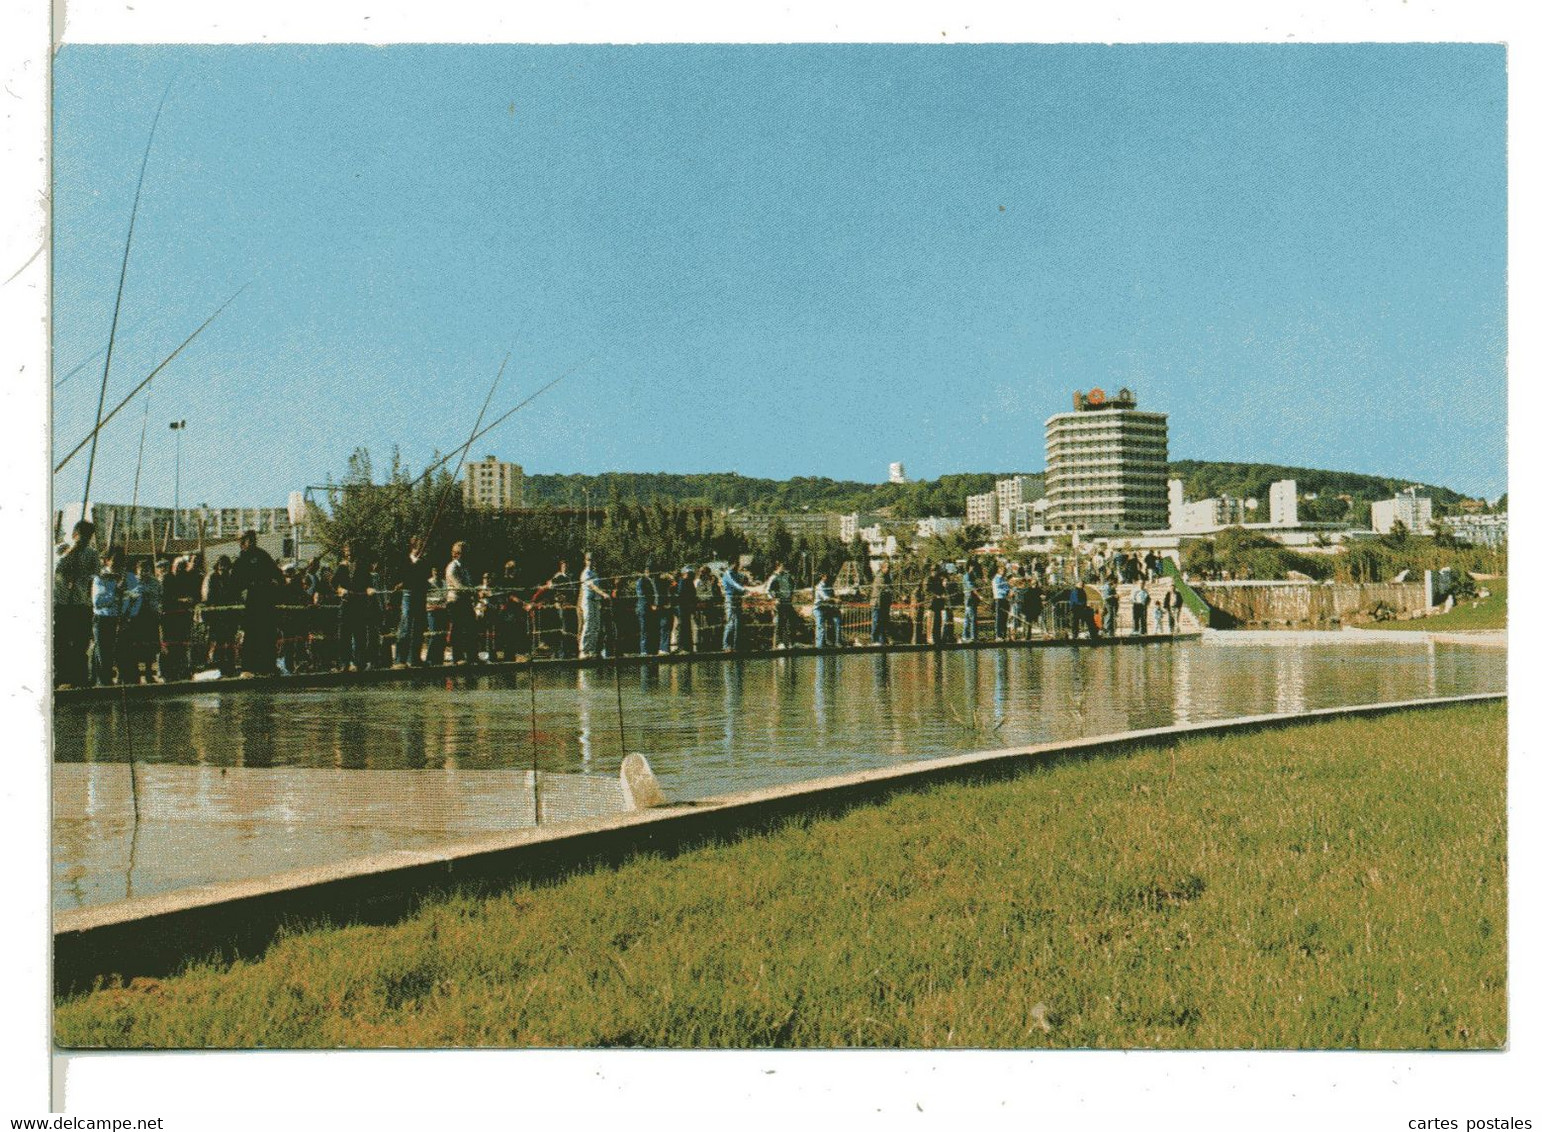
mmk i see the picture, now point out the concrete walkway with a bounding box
[53,629,1203,706]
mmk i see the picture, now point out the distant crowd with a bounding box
[52,521,1187,689]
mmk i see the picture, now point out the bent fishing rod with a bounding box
[407,354,596,494]
[80,79,174,514]
[420,351,511,546]
[54,282,252,475]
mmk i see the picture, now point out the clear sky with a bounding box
[50,43,1507,508]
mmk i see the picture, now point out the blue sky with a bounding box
[50,43,1507,507]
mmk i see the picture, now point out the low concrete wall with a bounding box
[1194,581,1427,628]
[52,692,1504,996]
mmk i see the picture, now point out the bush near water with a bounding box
[56,702,1506,1049]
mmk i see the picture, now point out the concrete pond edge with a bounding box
[53,691,1506,996]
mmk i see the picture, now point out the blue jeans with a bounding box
[579,602,604,658]
[815,607,839,648]
[91,616,120,685]
[963,603,977,642]
[722,605,741,652]
[395,589,426,665]
[338,600,374,670]
[871,600,890,645]
[637,607,655,656]
[773,601,796,648]
[657,610,674,654]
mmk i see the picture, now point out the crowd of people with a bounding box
[52,520,1189,689]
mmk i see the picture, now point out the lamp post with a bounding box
[169,420,187,538]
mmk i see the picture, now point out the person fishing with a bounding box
[54,520,100,688]
[544,559,578,659]
[333,541,375,672]
[635,562,660,656]
[869,560,893,646]
[444,541,477,664]
[720,562,750,653]
[578,551,607,659]
[813,572,840,649]
[232,530,284,676]
[89,550,127,686]
[766,561,796,649]
[393,536,431,667]
[674,565,698,654]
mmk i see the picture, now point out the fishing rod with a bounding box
[528,607,541,825]
[128,381,154,544]
[421,351,510,546]
[407,354,595,493]
[54,332,123,390]
[609,602,628,758]
[54,282,251,474]
[81,80,174,515]
[323,354,586,529]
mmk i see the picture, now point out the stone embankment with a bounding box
[1193,580,1427,629]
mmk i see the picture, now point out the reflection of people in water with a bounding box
[575,668,595,764]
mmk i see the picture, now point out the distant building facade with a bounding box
[995,474,1040,515]
[1044,387,1169,532]
[1371,488,1433,535]
[839,512,878,543]
[725,511,841,543]
[462,454,525,510]
[1172,495,1246,533]
[915,516,963,541]
[1269,480,1299,527]
[62,500,291,543]
[1440,512,1507,548]
[888,462,907,485]
[966,491,999,529]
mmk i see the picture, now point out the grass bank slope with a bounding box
[1382,577,1507,632]
[56,703,1506,1050]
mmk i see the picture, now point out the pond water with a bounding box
[53,636,1505,910]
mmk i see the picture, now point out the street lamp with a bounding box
[169,420,187,539]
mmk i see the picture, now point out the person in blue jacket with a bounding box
[719,563,749,653]
[90,551,128,685]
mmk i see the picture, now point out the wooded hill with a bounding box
[521,471,1036,519]
[521,462,1484,519]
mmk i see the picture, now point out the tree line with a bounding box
[314,449,870,588]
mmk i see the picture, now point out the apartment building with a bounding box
[1044,388,1169,532]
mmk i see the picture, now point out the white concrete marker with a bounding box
[619,753,667,810]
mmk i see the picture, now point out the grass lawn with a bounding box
[56,702,1507,1050]
[1380,577,1507,632]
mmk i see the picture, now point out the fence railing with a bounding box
[84,572,1207,685]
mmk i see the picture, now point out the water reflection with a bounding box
[58,642,1504,780]
[55,639,1505,910]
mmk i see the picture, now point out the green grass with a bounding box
[55,703,1507,1050]
[1380,577,1507,632]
